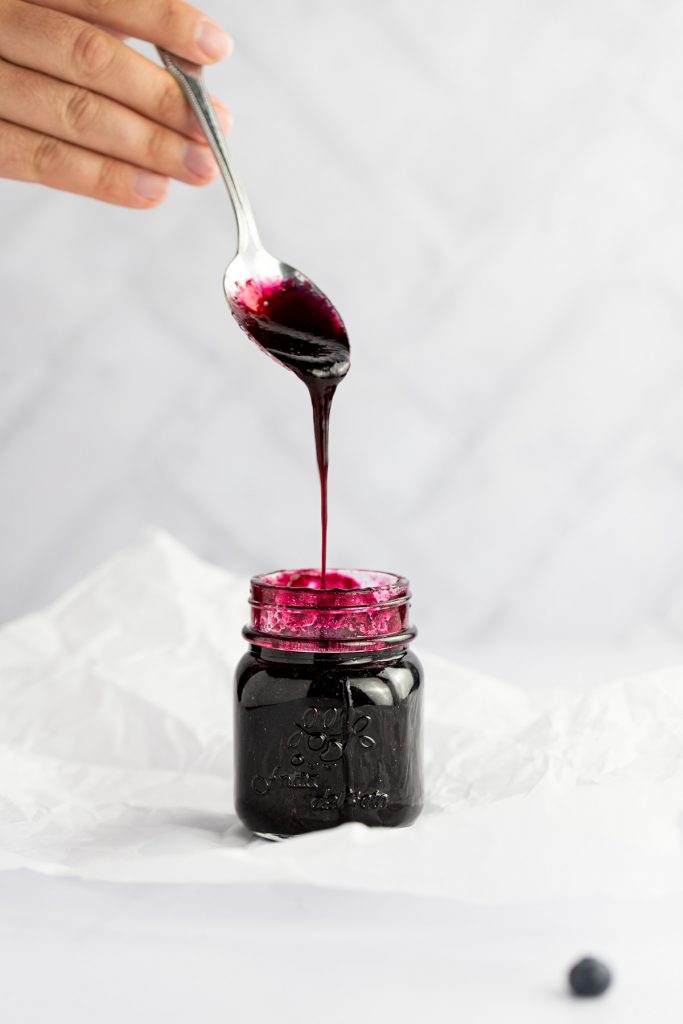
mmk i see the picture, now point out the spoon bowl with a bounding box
[225,253,350,382]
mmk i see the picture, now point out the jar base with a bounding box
[244,803,423,840]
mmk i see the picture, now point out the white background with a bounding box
[2,872,682,1023]
[3,5,683,1018]
[3,1,683,679]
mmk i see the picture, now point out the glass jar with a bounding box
[234,568,423,839]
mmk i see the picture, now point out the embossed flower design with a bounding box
[287,707,376,766]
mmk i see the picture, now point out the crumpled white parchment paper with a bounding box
[1,530,682,903]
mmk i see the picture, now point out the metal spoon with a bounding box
[157,48,350,382]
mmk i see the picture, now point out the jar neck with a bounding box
[249,643,410,667]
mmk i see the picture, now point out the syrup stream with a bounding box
[230,276,349,587]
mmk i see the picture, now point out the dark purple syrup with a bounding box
[230,274,349,588]
[235,645,423,836]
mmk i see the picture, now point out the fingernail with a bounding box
[135,171,169,201]
[184,142,217,179]
[197,21,232,60]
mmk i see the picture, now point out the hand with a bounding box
[0,0,233,208]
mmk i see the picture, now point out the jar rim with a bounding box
[252,568,408,593]
[250,569,409,611]
[246,567,415,652]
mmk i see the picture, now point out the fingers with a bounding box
[0,118,170,207]
[94,26,128,40]
[0,58,220,185]
[30,0,233,63]
[0,0,232,207]
[0,1,231,144]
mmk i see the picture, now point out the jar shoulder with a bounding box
[235,648,422,707]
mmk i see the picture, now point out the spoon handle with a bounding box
[157,47,260,252]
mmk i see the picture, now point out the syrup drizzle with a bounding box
[230,275,349,587]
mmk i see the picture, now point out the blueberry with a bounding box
[568,957,612,997]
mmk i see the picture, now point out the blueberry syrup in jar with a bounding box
[229,275,349,587]
[234,569,423,839]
